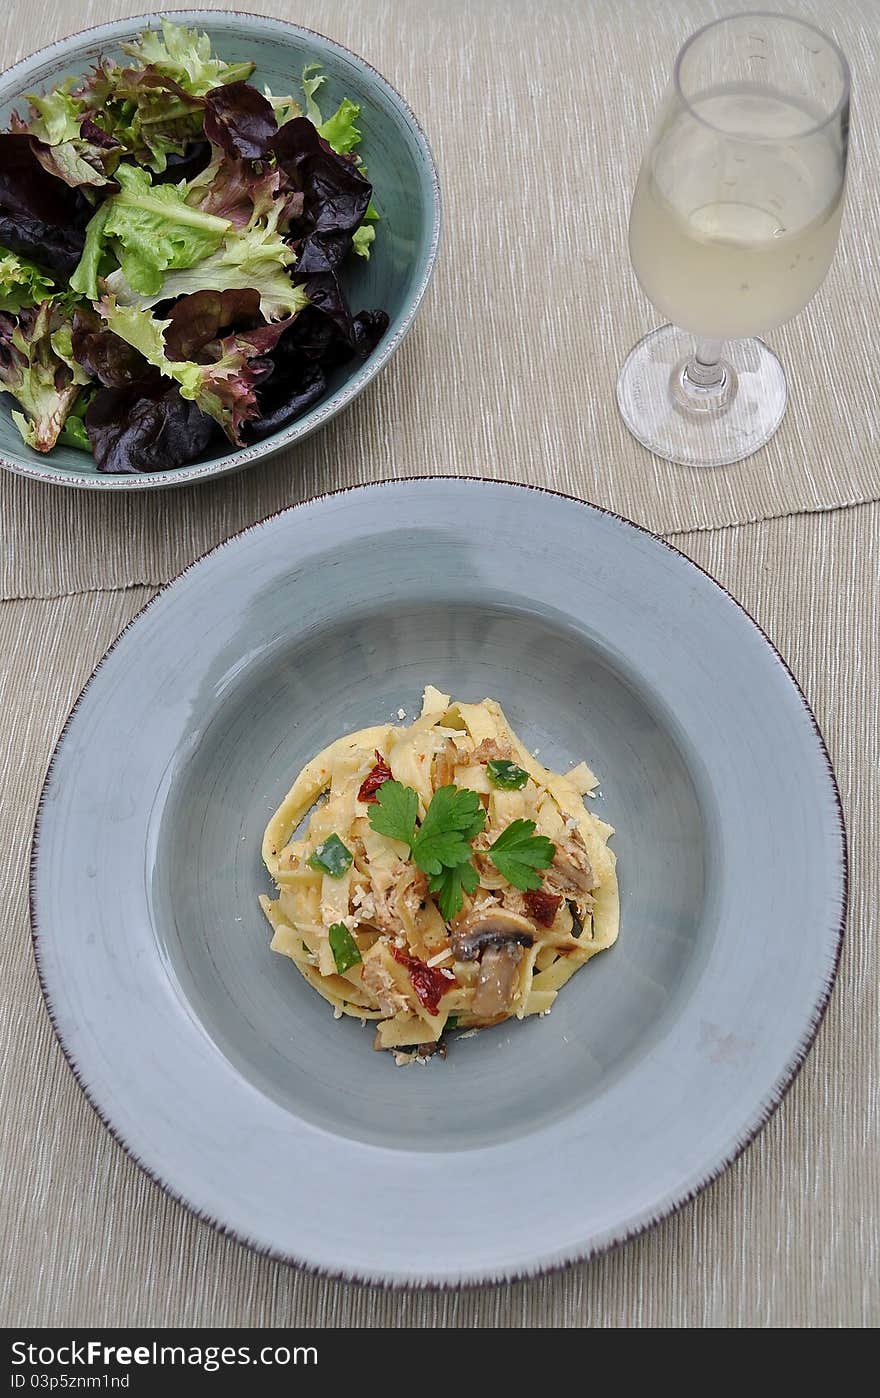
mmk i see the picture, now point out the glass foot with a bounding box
[616,325,787,468]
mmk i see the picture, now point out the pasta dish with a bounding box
[260,687,619,1061]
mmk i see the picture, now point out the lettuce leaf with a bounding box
[0,302,89,451]
[0,246,55,312]
[0,133,90,276]
[96,295,294,442]
[68,204,111,302]
[71,305,156,387]
[119,19,254,97]
[74,63,206,174]
[30,138,115,190]
[105,201,308,321]
[300,63,327,125]
[352,224,375,260]
[262,86,302,127]
[203,81,277,160]
[85,378,216,473]
[318,99,362,155]
[20,84,82,145]
[272,116,371,238]
[78,164,231,297]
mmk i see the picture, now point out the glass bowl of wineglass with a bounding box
[617,12,850,468]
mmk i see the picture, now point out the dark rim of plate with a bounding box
[0,10,442,490]
[29,478,848,1289]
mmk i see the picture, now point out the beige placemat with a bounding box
[2,502,876,1327]
[2,0,879,599]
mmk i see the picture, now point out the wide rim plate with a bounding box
[30,479,846,1284]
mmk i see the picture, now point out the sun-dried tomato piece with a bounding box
[391,946,456,1016]
[523,889,563,927]
[357,750,394,803]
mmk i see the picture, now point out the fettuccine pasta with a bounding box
[260,688,619,1061]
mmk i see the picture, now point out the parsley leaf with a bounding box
[411,785,486,876]
[328,922,361,974]
[367,780,488,920]
[487,759,529,790]
[367,780,418,846]
[428,860,480,921]
[488,819,556,891]
[307,833,352,878]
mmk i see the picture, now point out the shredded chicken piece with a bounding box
[472,737,512,764]
[433,737,463,790]
[545,826,598,894]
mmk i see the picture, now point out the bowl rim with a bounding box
[29,476,848,1288]
[0,9,442,491]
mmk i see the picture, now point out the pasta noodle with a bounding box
[259,689,619,1060]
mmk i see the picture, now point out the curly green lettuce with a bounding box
[120,19,255,96]
[96,295,295,442]
[0,302,89,451]
[71,164,231,299]
[105,199,308,321]
[0,247,56,312]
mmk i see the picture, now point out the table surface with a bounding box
[1,0,877,1328]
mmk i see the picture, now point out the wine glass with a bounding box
[617,12,850,468]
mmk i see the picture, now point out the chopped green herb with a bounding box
[308,833,353,878]
[428,859,480,922]
[367,780,419,846]
[488,819,555,891]
[487,759,529,790]
[411,785,486,876]
[444,1015,459,1032]
[328,922,361,974]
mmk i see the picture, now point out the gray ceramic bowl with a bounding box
[31,480,846,1284]
[0,11,440,489]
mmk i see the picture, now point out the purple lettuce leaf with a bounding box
[202,81,278,160]
[71,306,157,387]
[85,379,218,473]
[245,359,326,439]
[0,133,89,275]
[162,287,263,359]
[186,152,297,230]
[272,115,371,242]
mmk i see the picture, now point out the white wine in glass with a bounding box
[618,13,850,468]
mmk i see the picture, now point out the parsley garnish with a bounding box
[486,759,529,790]
[411,785,486,875]
[487,819,556,890]
[367,782,555,916]
[328,922,361,974]
[429,859,480,922]
[368,782,485,919]
[308,833,353,878]
[366,780,418,846]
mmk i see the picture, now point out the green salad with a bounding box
[0,20,388,472]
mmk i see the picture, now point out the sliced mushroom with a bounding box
[450,909,535,961]
[471,944,524,1021]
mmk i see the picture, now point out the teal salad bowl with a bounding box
[0,11,440,489]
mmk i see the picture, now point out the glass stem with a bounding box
[685,339,726,391]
